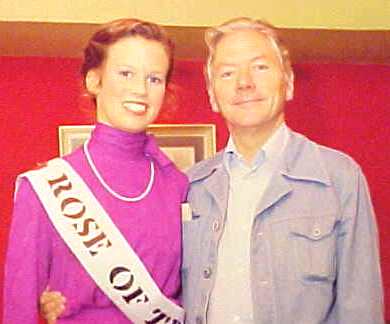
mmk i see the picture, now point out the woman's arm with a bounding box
[3,178,51,323]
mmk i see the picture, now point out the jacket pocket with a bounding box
[289,216,337,283]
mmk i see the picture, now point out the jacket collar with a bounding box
[187,151,225,183]
[188,128,331,186]
[187,128,331,216]
[280,129,331,186]
[186,152,228,214]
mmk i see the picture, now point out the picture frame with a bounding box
[58,124,216,171]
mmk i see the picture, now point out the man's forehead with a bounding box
[213,29,279,65]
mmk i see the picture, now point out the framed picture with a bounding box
[58,124,216,171]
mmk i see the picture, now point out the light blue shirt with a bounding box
[208,124,289,323]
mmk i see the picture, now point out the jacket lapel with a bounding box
[254,171,292,217]
[187,129,331,220]
[203,165,230,215]
[187,152,229,215]
[254,129,331,217]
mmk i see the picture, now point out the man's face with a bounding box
[210,29,292,133]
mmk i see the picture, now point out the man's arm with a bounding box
[335,167,384,323]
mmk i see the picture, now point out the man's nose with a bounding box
[236,68,255,91]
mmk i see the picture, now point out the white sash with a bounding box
[18,158,184,324]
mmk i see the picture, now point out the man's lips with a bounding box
[232,97,265,106]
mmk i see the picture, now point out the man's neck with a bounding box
[229,120,284,164]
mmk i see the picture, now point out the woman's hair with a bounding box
[81,18,174,87]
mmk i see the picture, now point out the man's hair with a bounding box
[204,17,294,110]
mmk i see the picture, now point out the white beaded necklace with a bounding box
[83,140,154,202]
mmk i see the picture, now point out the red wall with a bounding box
[0,56,389,321]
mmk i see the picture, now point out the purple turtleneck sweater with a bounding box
[3,123,189,323]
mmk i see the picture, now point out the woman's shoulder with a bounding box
[16,145,87,196]
[161,162,189,187]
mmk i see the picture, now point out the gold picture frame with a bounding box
[58,124,216,171]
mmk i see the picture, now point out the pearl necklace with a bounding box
[83,140,154,202]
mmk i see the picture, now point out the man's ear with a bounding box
[208,88,220,113]
[204,66,220,113]
[85,69,101,96]
[285,72,294,101]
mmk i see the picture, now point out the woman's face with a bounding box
[87,36,170,133]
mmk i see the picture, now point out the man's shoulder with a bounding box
[186,151,225,183]
[309,136,360,173]
[289,130,362,179]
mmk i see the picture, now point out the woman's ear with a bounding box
[85,69,101,96]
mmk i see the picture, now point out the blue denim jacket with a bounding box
[182,129,384,324]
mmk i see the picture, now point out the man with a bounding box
[182,17,383,323]
[41,17,384,323]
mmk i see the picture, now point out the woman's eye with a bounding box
[119,71,133,78]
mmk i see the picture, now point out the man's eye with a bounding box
[148,76,163,84]
[220,71,234,79]
[253,64,269,71]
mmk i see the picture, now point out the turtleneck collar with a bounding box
[88,123,148,161]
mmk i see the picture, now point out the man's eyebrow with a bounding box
[251,55,267,62]
[214,62,236,70]
[214,55,268,68]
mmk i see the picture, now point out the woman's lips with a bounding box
[122,101,147,114]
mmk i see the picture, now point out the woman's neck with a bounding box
[87,123,148,161]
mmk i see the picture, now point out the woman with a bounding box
[3,18,188,323]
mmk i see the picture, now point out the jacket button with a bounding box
[313,228,321,237]
[195,316,203,324]
[203,267,212,279]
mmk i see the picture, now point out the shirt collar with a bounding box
[223,123,289,171]
[188,127,331,187]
